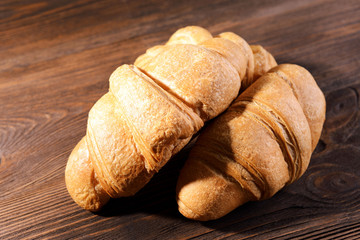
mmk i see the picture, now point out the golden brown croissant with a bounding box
[65,26,277,211]
[176,64,326,221]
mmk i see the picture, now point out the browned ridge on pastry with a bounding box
[176,64,326,221]
[65,26,277,211]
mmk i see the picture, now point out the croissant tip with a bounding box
[177,198,211,221]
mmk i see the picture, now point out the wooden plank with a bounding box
[1,0,359,238]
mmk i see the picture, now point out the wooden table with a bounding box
[1,0,359,239]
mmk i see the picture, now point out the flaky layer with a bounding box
[268,64,326,150]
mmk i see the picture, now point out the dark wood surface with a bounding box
[1,0,360,239]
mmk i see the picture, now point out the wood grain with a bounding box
[1,0,360,239]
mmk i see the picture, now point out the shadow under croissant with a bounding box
[95,136,199,218]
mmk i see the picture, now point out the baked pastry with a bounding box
[176,64,326,221]
[65,26,276,211]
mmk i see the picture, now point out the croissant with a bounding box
[176,64,326,221]
[65,26,277,211]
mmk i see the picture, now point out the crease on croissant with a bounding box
[233,99,302,183]
[193,138,265,201]
[86,121,120,196]
[135,44,241,121]
[135,67,201,122]
[65,26,278,211]
[135,58,210,121]
[109,65,197,171]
